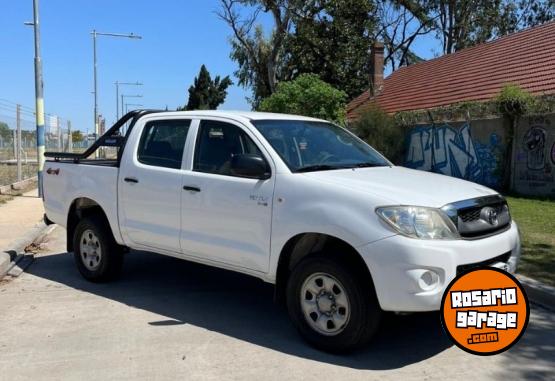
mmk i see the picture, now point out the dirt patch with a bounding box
[0,163,37,187]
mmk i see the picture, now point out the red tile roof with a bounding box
[347,21,555,120]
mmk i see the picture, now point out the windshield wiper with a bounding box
[351,162,388,168]
[295,164,347,173]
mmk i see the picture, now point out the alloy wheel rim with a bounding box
[80,229,102,271]
[300,272,350,336]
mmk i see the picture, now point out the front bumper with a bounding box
[358,221,521,312]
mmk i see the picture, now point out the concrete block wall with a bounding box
[402,113,555,197]
[513,114,555,197]
[404,117,507,190]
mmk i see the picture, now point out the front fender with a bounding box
[267,173,395,279]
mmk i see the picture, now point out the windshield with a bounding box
[252,120,390,172]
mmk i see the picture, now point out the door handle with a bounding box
[183,185,201,192]
[46,167,60,175]
[124,177,139,184]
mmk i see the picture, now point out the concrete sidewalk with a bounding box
[0,189,44,251]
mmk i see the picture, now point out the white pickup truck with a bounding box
[44,110,520,352]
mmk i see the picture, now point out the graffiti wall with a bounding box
[514,115,555,197]
[405,119,506,189]
[403,114,555,197]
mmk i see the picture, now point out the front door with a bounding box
[180,119,275,272]
[119,118,192,253]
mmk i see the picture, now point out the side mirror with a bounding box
[230,154,270,179]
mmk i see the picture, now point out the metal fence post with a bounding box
[16,104,22,181]
[57,116,61,150]
[13,130,17,163]
[67,120,72,153]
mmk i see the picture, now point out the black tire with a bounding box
[286,254,381,353]
[73,215,123,282]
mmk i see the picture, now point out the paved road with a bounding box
[1,226,553,380]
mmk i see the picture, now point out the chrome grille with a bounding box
[459,203,507,223]
[442,195,511,239]
[459,208,481,223]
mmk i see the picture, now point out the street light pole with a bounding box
[92,29,98,139]
[91,30,141,139]
[115,81,142,120]
[125,103,143,113]
[121,94,143,116]
[25,0,45,198]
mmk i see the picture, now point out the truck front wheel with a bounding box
[73,215,123,282]
[286,255,381,353]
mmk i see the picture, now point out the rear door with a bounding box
[180,119,275,272]
[119,118,193,253]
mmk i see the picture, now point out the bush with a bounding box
[258,74,348,124]
[496,84,535,117]
[351,104,405,164]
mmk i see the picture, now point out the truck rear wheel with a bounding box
[73,215,123,282]
[286,255,381,353]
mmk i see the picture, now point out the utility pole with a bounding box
[115,81,142,121]
[91,31,142,141]
[125,103,143,114]
[16,104,22,182]
[121,94,142,117]
[25,0,46,197]
[92,29,98,141]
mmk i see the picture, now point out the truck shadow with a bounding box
[27,249,452,370]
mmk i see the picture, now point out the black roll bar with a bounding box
[45,109,161,162]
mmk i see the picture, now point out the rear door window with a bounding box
[137,120,191,169]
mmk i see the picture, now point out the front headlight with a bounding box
[376,206,460,240]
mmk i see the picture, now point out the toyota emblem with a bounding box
[481,207,499,226]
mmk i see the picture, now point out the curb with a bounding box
[0,222,56,280]
[517,274,555,311]
[0,176,38,195]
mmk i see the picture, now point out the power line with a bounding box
[0,99,35,113]
[0,98,70,122]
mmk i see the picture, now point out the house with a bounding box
[347,21,555,120]
[346,21,555,197]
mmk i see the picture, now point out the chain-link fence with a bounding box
[0,98,92,187]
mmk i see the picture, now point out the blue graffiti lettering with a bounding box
[405,123,500,187]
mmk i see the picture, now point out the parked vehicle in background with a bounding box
[44,110,520,352]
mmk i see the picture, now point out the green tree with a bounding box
[258,73,347,123]
[495,84,535,190]
[181,65,233,110]
[376,1,433,71]
[0,121,11,142]
[422,0,554,54]
[220,0,553,104]
[218,0,292,108]
[350,104,405,163]
[220,0,378,103]
[218,0,434,104]
[71,130,84,143]
[284,0,377,98]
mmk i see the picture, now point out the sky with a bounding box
[0,0,439,134]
